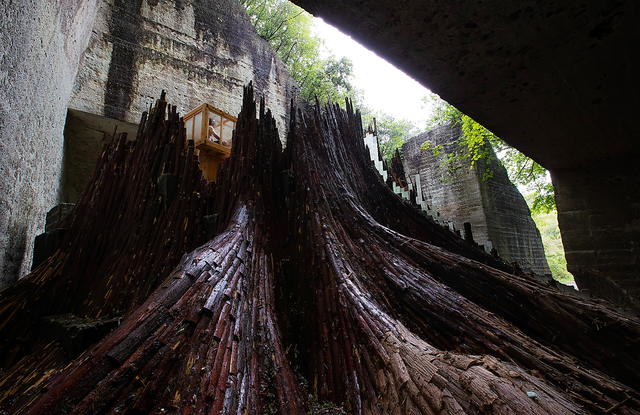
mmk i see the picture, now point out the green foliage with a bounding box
[459,115,496,172]
[299,56,360,105]
[362,110,417,160]
[421,94,495,182]
[530,210,574,284]
[422,142,443,157]
[422,94,554,212]
[501,150,555,215]
[239,0,359,105]
[240,0,312,59]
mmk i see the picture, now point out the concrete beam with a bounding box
[291,0,639,169]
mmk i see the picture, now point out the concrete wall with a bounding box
[0,0,99,288]
[403,125,550,275]
[555,157,640,309]
[60,109,139,203]
[69,0,297,140]
[403,126,490,247]
[478,149,550,276]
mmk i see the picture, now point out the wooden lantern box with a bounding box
[183,103,237,182]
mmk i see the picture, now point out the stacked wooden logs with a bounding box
[0,92,212,410]
[1,85,640,414]
[277,96,640,413]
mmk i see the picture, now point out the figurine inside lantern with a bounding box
[183,104,237,182]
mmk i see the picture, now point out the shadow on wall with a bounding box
[1,221,29,288]
[60,109,139,204]
[0,178,44,286]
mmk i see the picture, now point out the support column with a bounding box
[554,155,640,311]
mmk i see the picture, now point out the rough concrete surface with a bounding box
[60,109,138,203]
[554,156,640,309]
[0,0,99,288]
[403,125,549,275]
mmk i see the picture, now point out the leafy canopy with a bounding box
[361,110,417,160]
[240,0,359,105]
[422,94,555,214]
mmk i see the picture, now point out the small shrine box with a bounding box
[183,103,237,182]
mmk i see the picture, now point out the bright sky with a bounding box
[314,19,433,129]
[313,19,549,202]
[313,19,552,200]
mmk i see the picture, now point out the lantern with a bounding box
[183,103,237,182]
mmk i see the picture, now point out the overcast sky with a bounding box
[314,19,434,129]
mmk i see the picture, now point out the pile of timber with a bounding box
[0,92,212,408]
[0,86,638,414]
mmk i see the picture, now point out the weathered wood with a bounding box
[0,92,213,409]
[1,85,640,414]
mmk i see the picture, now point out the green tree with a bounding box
[530,209,574,284]
[501,151,555,214]
[239,0,359,105]
[423,94,554,214]
[299,56,360,105]
[362,110,417,160]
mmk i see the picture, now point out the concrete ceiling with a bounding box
[291,0,639,171]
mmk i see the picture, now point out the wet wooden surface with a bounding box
[1,87,639,414]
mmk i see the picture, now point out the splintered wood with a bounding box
[1,86,639,414]
[0,92,212,410]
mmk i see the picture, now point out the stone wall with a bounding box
[403,126,489,245]
[554,157,640,310]
[60,110,139,203]
[69,0,296,140]
[0,0,297,290]
[0,0,99,288]
[402,125,550,275]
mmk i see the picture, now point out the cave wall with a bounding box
[0,0,99,288]
[403,125,550,276]
[69,0,296,140]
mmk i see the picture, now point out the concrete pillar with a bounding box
[554,156,640,310]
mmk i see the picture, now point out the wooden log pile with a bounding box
[279,98,640,413]
[0,85,639,414]
[0,92,212,409]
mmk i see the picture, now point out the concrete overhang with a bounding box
[291,0,639,171]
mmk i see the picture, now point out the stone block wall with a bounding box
[0,0,297,290]
[69,0,297,141]
[402,125,550,275]
[0,0,99,288]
